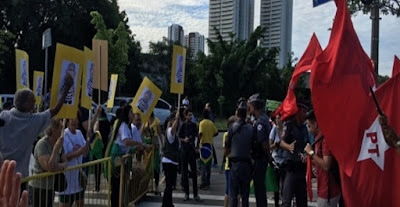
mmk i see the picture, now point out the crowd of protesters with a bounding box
[2,79,400,207]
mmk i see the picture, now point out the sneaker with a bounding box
[194,195,202,202]
[183,194,190,201]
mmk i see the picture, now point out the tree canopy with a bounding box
[347,0,400,16]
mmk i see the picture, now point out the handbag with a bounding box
[79,169,88,189]
[54,172,67,192]
[54,153,67,192]
[66,133,88,189]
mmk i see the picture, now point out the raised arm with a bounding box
[50,75,73,118]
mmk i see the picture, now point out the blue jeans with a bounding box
[201,162,211,186]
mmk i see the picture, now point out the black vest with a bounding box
[163,134,179,162]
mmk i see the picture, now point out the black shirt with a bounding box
[282,118,308,164]
[178,121,198,149]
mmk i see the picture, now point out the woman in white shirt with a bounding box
[111,105,147,206]
[60,118,89,207]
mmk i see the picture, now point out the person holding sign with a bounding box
[0,74,73,187]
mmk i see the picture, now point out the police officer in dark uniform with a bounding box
[248,93,271,207]
[277,102,309,207]
[224,99,254,207]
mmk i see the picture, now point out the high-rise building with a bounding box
[260,0,293,69]
[168,24,184,44]
[208,0,254,43]
[185,32,205,59]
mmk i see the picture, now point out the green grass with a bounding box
[214,117,228,131]
[193,113,228,131]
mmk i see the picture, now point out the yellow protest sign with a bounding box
[107,74,118,109]
[33,71,44,105]
[92,39,108,92]
[81,47,94,110]
[131,77,162,124]
[170,45,186,94]
[15,49,30,90]
[50,43,83,119]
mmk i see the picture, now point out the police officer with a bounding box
[248,93,271,207]
[224,99,254,207]
[277,102,309,207]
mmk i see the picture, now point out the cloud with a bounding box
[119,0,208,52]
[292,1,400,76]
[120,0,399,76]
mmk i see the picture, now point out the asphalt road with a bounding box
[137,132,319,207]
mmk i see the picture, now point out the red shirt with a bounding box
[314,133,341,199]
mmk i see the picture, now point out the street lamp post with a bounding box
[370,0,380,76]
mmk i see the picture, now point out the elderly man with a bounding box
[0,75,73,183]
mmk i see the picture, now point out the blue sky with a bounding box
[119,0,399,76]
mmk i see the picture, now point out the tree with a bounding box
[90,11,130,86]
[0,30,15,77]
[347,0,400,16]
[0,0,132,93]
[194,26,281,117]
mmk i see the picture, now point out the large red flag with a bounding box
[392,55,400,77]
[280,34,322,121]
[311,0,400,206]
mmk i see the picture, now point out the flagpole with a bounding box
[369,86,383,115]
[60,119,66,154]
[88,108,92,136]
[98,45,102,105]
[178,94,181,111]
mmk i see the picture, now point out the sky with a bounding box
[119,0,399,76]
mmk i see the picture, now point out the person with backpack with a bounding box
[304,110,341,207]
[277,101,309,207]
[224,100,254,207]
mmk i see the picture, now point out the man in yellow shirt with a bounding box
[198,109,218,189]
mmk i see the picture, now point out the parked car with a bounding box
[105,97,172,125]
[91,102,116,123]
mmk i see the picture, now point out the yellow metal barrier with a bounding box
[118,149,155,207]
[22,157,112,207]
[23,149,156,207]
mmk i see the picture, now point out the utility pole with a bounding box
[370,0,380,76]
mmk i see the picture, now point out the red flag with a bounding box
[311,0,400,206]
[392,55,400,77]
[280,34,322,121]
[306,156,313,201]
[271,104,282,118]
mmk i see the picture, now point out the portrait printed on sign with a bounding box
[36,76,43,97]
[58,60,78,105]
[136,87,155,114]
[86,61,94,97]
[175,55,184,84]
[20,59,28,87]
[108,78,115,100]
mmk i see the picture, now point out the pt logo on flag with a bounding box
[357,117,389,170]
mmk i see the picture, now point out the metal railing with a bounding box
[22,148,156,207]
[22,157,112,207]
[118,148,154,207]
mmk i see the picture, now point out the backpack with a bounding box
[315,136,341,201]
[317,137,341,185]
